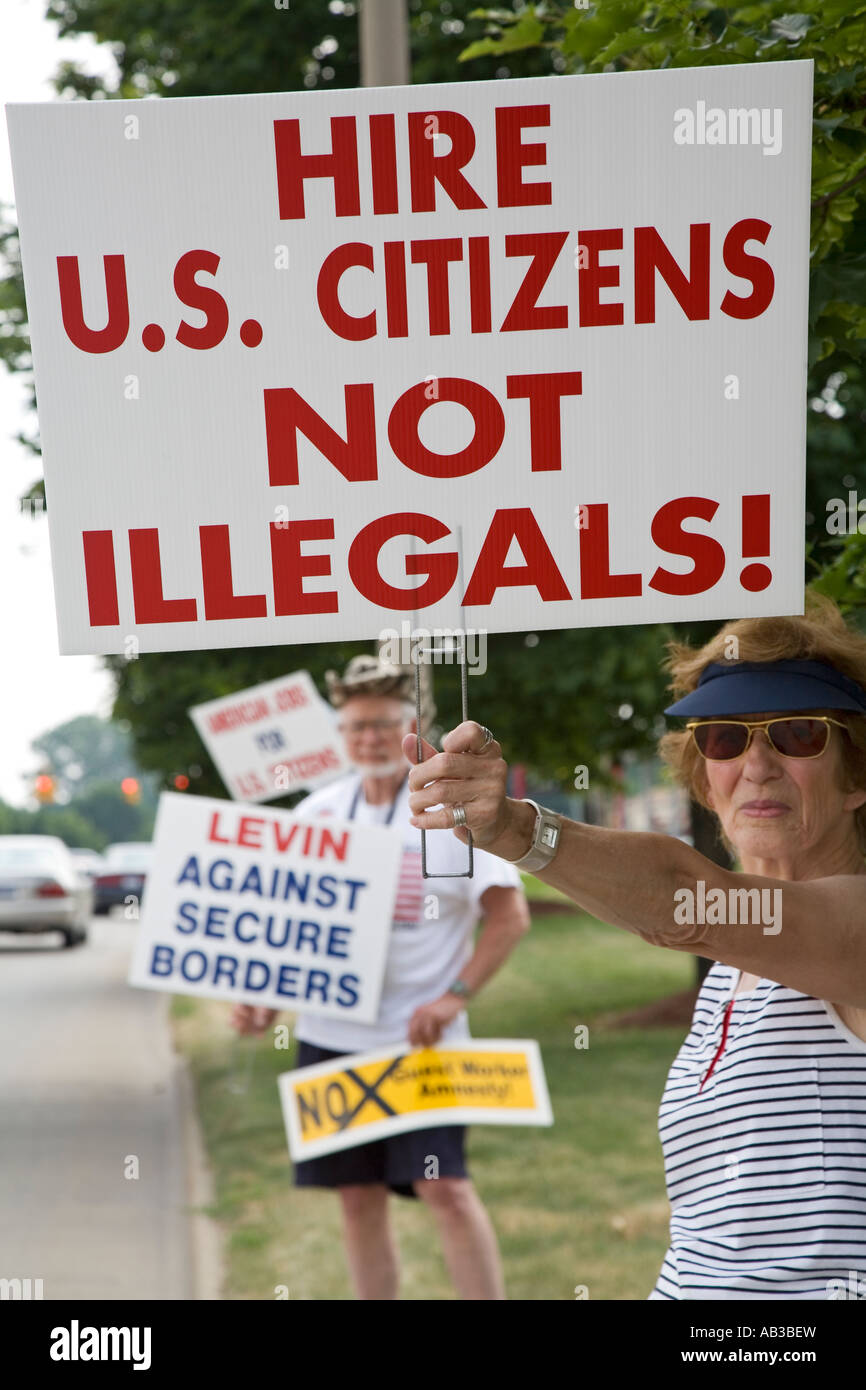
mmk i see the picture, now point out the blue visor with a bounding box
[664,659,866,718]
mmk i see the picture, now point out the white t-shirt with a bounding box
[291,770,523,1052]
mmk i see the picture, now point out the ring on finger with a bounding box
[477,725,494,750]
[452,804,467,828]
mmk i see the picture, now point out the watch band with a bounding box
[505,799,563,872]
[447,979,472,999]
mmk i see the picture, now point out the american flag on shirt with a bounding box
[312,806,425,929]
[392,848,425,929]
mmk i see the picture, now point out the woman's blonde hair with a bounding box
[659,592,866,849]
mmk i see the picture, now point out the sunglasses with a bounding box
[687,716,849,761]
[337,718,405,736]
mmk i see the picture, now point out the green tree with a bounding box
[44,0,553,103]
[24,714,157,843]
[68,780,155,844]
[27,802,109,848]
[30,713,157,801]
[0,795,105,848]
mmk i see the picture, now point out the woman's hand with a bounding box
[403,720,523,853]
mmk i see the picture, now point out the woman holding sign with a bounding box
[406,594,866,1301]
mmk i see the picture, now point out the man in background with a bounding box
[231,655,530,1300]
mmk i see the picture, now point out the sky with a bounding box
[0,0,117,805]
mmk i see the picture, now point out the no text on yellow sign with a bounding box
[280,1039,553,1161]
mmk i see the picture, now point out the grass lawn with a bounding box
[172,900,694,1301]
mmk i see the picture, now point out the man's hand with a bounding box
[230,1004,278,1036]
[407,993,466,1048]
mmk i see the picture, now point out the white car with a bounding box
[0,836,93,948]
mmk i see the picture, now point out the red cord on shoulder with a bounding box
[699,998,736,1092]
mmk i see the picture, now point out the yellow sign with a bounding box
[279,1040,553,1161]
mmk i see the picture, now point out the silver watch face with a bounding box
[541,824,559,849]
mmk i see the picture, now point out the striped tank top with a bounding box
[650,962,866,1300]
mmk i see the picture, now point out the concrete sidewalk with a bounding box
[0,917,221,1300]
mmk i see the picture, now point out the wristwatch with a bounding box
[447,979,473,999]
[504,799,563,872]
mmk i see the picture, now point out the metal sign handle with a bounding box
[415,632,474,879]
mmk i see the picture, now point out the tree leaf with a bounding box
[770,13,816,42]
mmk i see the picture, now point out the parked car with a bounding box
[94,842,153,915]
[0,836,93,948]
[69,848,106,881]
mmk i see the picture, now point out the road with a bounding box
[0,914,195,1300]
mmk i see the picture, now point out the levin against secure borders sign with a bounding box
[128,791,401,1021]
[7,60,811,654]
[189,669,348,802]
[279,1039,554,1161]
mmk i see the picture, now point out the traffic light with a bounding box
[121,777,141,804]
[34,774,55,804]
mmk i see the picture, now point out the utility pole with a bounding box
[359,0,410,88]
[360,5,444,768]
[362,1,426,729]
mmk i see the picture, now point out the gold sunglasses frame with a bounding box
[686,715,849,761]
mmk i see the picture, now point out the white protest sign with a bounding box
[128,791,400,1021]
[189,669,348,801]
[7,61,811,655]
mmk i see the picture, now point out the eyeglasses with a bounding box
[337,718,406,736]
[687,716,849,761]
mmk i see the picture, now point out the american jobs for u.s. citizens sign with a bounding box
[6,60,812,654]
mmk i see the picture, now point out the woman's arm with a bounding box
[529,812,866,1009]
[405,724,866,1011]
